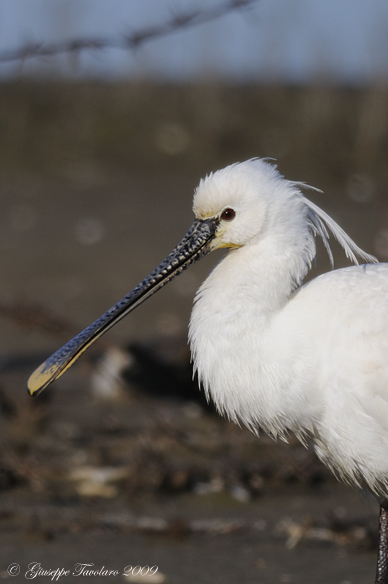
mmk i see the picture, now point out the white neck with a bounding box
[189,232,319,438]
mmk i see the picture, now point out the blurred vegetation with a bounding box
[0,81,387,186]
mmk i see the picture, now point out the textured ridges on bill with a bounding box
[27,217,218,397]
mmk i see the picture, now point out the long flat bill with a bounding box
[27,217,217,397]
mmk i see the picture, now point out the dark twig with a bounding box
[0,301,78,340]
[0,0,259,64]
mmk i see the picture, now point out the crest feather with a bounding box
[294,182,377,268]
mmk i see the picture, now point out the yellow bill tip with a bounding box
[27,360,61,397]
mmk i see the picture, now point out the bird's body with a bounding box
[27,159,388,582]
[187,162,388,499]
[191,259,388,496]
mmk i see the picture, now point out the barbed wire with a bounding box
[0,0,259,65]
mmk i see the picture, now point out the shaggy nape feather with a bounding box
[297,187,378,267]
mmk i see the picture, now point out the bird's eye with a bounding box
[221,208,236,221]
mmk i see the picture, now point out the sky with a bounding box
[0,0,387,83]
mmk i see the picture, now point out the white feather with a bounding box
[189,158,388,497]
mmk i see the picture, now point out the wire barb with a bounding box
[0,0,260,65]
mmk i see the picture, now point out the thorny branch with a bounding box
[0,0,259,64]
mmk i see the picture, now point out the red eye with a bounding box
[221,208,236,221]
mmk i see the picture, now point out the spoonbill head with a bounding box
[28,159,388,583]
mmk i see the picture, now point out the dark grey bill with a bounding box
[27,217,218,397]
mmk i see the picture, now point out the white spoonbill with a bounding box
[28,159,388,583]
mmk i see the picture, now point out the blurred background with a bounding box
[0,1,388,582]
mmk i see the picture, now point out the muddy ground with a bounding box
[0,358,381,584]
[0,82,388,583]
